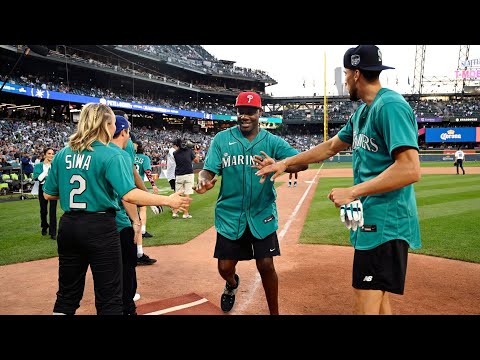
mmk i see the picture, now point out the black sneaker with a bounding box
[142,232,153,238]
[41,228,47,236]
[221,274,240,312]
[50,234,57,240]
[137,253,157,265]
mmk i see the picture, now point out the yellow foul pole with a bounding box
[323,52,328,142]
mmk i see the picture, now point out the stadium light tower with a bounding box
[454,45,470,98]
[411,45,426,99]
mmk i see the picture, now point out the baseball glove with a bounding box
[150,205,164,215]
[340,199,364,231]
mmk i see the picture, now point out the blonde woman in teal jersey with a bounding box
[256,45,422,315]
[43,103,191,315]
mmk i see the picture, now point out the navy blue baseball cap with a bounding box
[114,115,129,135]
[344,45,394,71]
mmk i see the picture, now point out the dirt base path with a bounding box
[1,167,479,315]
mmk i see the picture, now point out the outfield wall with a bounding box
[327,151,480,163]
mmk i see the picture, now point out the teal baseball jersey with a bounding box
[204,126,300,240]
[43,141,136,212]
[126,139,136,164]
[134,153,151,179]
[33,162,48,184]
[337,88,421,251]
[110,143,135,231]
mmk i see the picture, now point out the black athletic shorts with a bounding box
[214,225,280,260]
[352,239,409,295]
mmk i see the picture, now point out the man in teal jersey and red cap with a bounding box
[194,91,307,315]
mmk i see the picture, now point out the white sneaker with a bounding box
[172,213,179,218]
[183,214,192,219]
[133,293,141,302]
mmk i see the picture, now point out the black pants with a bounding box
[456,159,465,174]
[120,227,138,315]
[38,183,58,235]
[53,211,123,315]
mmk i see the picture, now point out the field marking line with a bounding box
[234,164,324,313]
[144,297,209,315]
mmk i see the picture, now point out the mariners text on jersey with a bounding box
[65,154,92,170]
[352,131,379,153]
[222,154,257,168]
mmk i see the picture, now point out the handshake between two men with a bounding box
[253,154,364,232]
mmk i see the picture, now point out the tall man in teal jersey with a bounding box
[43,103,192,315]
[194,91,307,315]
[256,45,422,315]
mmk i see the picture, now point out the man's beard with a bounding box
[349,86,360,102]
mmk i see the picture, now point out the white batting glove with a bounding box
[150,205,164,215]
[340,199,363,231]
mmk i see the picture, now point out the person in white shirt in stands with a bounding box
[454,147,466,175]
[166,142,178,193]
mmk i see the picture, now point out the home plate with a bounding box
[136,292,225,315]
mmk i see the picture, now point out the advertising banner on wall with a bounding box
[425,127,477,142]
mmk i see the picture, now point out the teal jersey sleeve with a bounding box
[112,144,135,231]
[43,142,136,212]
[203,135,224,175]
[43,160,59,196]
[33,162,44,181]
[376,101,419,155]
[337,112,357,145]
[126,140,136,163]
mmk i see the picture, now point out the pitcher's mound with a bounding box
[137,292,225,315]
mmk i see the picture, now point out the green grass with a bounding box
[300,174,480,263]
[1,173,479,265]
[317,161,479,169]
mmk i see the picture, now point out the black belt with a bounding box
[64,209,116,216]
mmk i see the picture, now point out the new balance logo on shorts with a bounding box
[363,276,373,282]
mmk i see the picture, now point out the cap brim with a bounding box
[359,65,395,71]
[235,104,262,109]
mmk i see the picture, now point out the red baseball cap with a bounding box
[235,91,262,109]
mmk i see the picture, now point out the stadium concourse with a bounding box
[1,169,480,315]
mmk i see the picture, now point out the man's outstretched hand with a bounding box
[194,177,218,194]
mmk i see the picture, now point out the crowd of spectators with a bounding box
[2,112,478,178]
[117,45,275,83]
[3,73,237,117]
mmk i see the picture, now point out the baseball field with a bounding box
[0,163,479,314]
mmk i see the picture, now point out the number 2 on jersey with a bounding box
[69,174,87,209]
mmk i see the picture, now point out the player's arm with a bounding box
[122,199,143,244]
[328,147,421,207]
[193,145,201,163]
[122,188,191,211]
[133,165,148,192]
[144,169,158,194]
[44,193,59,200]
[256,135,350,181]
